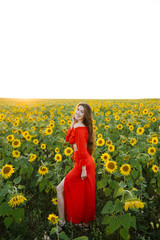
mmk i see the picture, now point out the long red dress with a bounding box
[64,126,95,224]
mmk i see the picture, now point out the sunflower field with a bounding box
[0,98,160,240]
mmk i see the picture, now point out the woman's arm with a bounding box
[75,127,88,179]
[81,166,87,179]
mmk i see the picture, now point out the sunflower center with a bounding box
[108,162,115,169]
[41,167,46,171]
[3,166,11,174]
[14,140,19,145]
[122,166,129,172]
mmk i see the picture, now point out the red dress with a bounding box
[64,126,95,224]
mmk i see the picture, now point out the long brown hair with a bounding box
[75,102,96,155]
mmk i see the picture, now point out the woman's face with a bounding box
[75,105,85,122]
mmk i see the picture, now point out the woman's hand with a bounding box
[71,114,78,129]
[72,114,78,124]
[81,166,87,180]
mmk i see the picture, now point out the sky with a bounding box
[0,0,160,100]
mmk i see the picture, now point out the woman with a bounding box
[56,102,96,232]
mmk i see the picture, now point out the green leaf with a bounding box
[120,227,129,240]
[27,165,33,178]
[131,170,139,179]
[130,216,136,230]
[12,208,24,223]
[101,201,114,214]
[20,164,28,175]
[0,202,12,217]
[102,214,110,225]
[114,187,125,197]
[50,227,57,235]
[119,181,127,188]
[0,184,10,196]
[59,231,70,240]
[97,180,103,189]
[13,176,22,184]
[114,199,124,213]
[4,216,13,228]
[0,196,4,204]
[119,213,131,230]
[108,216,120,234]
[39,179,48,192]
[73,237,88,240]
[104,188,112,197]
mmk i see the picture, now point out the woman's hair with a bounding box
[75,102,96,155]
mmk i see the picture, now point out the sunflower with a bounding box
[104,160,118,174]
[48,213,58,224]
[143,109,148,115]
[152,117,157,122]
[152,137,158,145]
[124,199,145,211]
[117,124,123,130]
[23,131,29,138]
[33,139,39,144]
[64,147,73,156]
[98,134,103,138]
[8,194,27,207]
[46,127,53,135]
[6,134,14,142]
[67,120,72,125]
[148,112,153,117]
[151,164,159,173]
[105,111,110,116]
[12,139,21,148]
[101,152,111,162]
[146,159,154,167]
[137,127,144,135]
[115,115,120,120]
[49,122,55,128]
[55,153,62,162]
[41,143,46,150]
[106,117,110,123]
[148,147,156,155]
[96,138,105,146]
[29,153,37,162]
[108,145,115,152]
[0,164,15,179]
[12,150,20,158]
[129,125,134,131]
[13,121,19,127]
[26,135,32,141]
[93,125,98,131]
[122,138,127,144]
[130,138,137,146]
[52,198,58,205]
[106,140,112,146]
[55,147,60,153]
[60,120,65,125]
[104,125,109,130]
[38,166,49,175]
[120,164,131,176]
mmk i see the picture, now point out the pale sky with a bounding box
[0,0,160,100]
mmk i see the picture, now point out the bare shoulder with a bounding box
[74,122,86,129]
